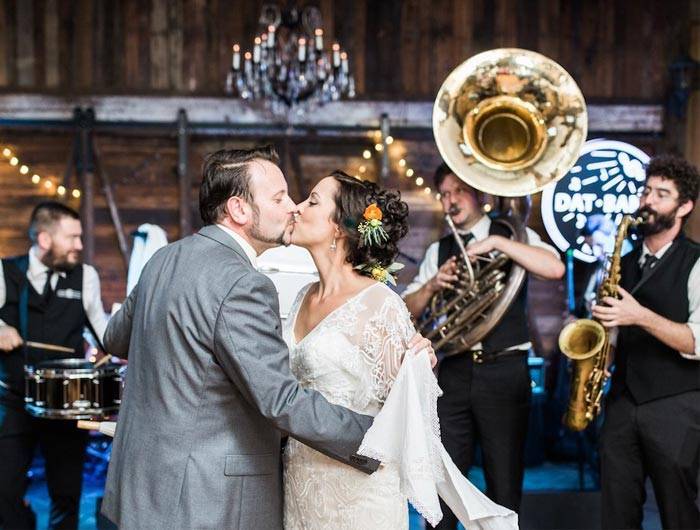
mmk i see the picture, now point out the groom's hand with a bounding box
[407,333,437,368]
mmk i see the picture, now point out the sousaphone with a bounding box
[421,48,587,356]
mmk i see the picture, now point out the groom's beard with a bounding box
[249,205,291,247]
[637,205,677,236]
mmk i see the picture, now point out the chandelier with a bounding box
[225,4,355,113]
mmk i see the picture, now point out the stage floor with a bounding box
[25,460,661,530]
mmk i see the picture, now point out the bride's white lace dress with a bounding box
[283,282,411,529]
[282,281,518,530]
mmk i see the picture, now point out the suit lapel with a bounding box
[197,225,253,267]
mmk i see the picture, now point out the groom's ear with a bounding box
[226,196,251,226]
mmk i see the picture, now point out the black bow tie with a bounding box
[460,233,474,244]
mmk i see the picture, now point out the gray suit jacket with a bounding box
[102,225,377,529]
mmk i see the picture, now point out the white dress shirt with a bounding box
[638,241,700,360]
[0,246,108,343]
[402,215,561,352]
[216,224,259,269]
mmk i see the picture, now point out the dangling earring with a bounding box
[330,237,337,251]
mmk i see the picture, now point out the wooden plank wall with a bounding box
[0,132,446,304]
[0,0,689,101]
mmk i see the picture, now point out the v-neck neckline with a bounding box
[291,282,380,346]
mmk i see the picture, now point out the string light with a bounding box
[1,146,81,198]
[346,134,439,203]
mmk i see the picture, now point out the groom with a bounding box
[101,146,429,529]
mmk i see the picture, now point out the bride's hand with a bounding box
[407,333,437,368]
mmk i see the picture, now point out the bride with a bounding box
[283,171,517,529]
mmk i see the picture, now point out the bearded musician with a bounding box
[0,202,108,530]
[592,155,700,530]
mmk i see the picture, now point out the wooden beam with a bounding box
[78,109,95,264]
[0,94,664,133]
[92,142,129,269]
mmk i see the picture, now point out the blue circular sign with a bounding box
[541,139,650,263]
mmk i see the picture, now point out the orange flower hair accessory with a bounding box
[357,202,389,247]
[363,203,383,221]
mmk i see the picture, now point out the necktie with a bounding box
[640,254,658,277]
[42,270,54,302]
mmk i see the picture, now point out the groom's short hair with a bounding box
[199,145,280,224]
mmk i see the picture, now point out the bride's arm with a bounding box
[361,293,418,402]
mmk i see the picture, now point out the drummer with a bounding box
[0,201,108,529]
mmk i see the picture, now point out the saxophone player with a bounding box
[402,163,564,527]
[592,155,700,530]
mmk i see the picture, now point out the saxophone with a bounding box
[558,213,646,431]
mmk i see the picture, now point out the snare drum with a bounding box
[24,359,122,420]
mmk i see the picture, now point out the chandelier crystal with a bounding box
[226,4,355,114]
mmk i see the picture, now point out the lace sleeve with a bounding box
[360,288,416,402]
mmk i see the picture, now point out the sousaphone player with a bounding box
[403,48,585,527]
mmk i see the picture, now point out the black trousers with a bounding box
[601,390,700,530]
[434,352,531,529]
[0,402,88,530]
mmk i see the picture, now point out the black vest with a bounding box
[0,255,87,401]
[612,237,700,403]
[437,217,530,354]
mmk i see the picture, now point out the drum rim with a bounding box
[25,358,121,378]
[25,403,119,420]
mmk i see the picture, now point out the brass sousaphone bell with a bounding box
[421,49,587,356]
[433,48,588,196]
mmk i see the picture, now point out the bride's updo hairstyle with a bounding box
[331,171,409,270]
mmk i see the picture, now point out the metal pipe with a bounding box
[177,109,192,238]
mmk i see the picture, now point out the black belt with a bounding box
[471,349,528,364]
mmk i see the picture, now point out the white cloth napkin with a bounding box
[127,223,168,295]
[358,352,518,529]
